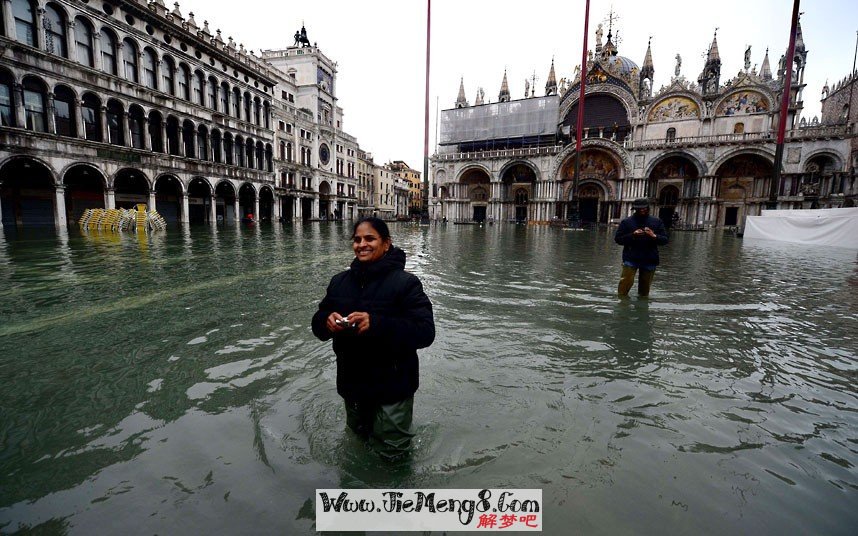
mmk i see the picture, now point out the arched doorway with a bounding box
[649,155,700,227]
[716,154,773,227]
[501,163,536,222]
[238,183,256,219]
[657,185,680,225]
[259,186,274,221]
[187,177,213,223]
[63,164,105,223]
[560,149,619,222]
[318,181,331,219]
[0,158,56,226]
[155,175,183,223]
[113,169,149,209]
[460,167,490,222]
[215,181,237,222]
[802,154,838,203]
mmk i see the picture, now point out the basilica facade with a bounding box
[0,0,363,228]
[430,20,855,228]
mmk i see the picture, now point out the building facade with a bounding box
[430,19,855,227]
[0,0,366,228]
[388,159,421,215]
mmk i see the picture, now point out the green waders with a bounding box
[344,396,414,459]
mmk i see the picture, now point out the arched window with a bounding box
[224,133,233,165]
[53,85,76,137]
[0,70,15,127]
[235,136,244,166]
[178,64,190,100]
[162,56,175,95]
[220,82,229,113]
[733,122,745,134]
[197,125,208,160]
[666,127,676,142]
[279,141,285,160]
[244,92,251,122]
[194,71,204,105]
[129,106,145,149]
[245,138,254,168]
[256,142,264,170]
[101,29,118,76]
[211,130,222,163]
[74,17,94,67]
[166,116,180,155]
[22,77,47,132]
[81,93,101,141]
[286,142,292,162]
[265,144,273,172]
[148,111,164,153]
[143,48,157,90]
[263,101,270,128]
[253,97,261,125]
[122,38,138,83]
[182,120,195,158]
[207,76,217,110]
[43,4,67,57]
[232,87,240,117]
[12,0,37,47]
[106,100,124,145]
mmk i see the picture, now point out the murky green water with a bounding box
[0,223,856,534]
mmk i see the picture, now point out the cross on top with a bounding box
[604,7,620,34]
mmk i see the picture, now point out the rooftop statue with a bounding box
[294,25,310,47]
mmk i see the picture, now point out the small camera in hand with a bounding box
[335,318,355,329]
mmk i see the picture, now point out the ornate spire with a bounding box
[455,77,468,108]
[795,18,806,53]
[698,29,722,95]
[641,37,654,78]
[545,57,557,96]
[760,47,772,80]
[498,69,510,102]
[475,87,485,105]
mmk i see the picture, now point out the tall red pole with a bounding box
[570,0,590,224]
[768,0,801,208]
[421,0,431,220]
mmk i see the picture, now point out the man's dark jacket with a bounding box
[311,247,434,404]
[614,213,669,266]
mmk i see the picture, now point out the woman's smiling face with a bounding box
[352,222,390,263]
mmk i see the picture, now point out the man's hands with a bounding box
[634,227,657,239]
[326,312,371,335]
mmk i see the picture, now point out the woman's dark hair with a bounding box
[352,217,391,241]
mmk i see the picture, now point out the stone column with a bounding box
[92,31,103,71]
[141,115,150,151]
[46,92,57,134]
[181,192,190,223]
[204,132,212,162]
[106,188,115,209]
[34,7,45,50]
[176,126,185,157]
[75,99,86,139]
[13,84,26,127]
[2,0,15,41]
[148,190,156,211]
[54,186,67,227]
[99,106,109,143]
[65,20,75,61]
[232,197,239,221]
[122,111,131,147]
[208,194,216,223]
[159,121,168,154]
[253,194,260,219]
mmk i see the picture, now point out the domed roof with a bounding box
[605,55,639,75]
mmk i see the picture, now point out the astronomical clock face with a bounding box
[319,143,330,165]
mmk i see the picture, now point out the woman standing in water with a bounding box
[312,217,435,459]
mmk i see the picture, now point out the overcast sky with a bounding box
[177,0,858,171]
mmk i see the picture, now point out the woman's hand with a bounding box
[326,312,348,334]
[347,312,371,335]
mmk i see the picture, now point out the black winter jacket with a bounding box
[311,247,435,404]
[614,214,669,266]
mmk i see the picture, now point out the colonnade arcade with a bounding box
[0,156,279,227]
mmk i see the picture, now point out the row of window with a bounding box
[7,0,273,128]
[0,73,277,172]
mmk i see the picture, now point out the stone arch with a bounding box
[559,84,637,126]
[0,156,58,226]
[62,163,106,222]
[498,159,540,182]
[456,164,492,183]
[557,146,624,184]
[712,147,776,175]
[238,182,256,219]
[188,176,214,197]
[551,138,631,181]
[645,151,707,179]
[0,154,59,184]
[112,168,150,209]
[187,176,214,223]
[214,179,238,222]
[259,185,275,221]
[60,162,107,188]
[154,174,183,222]
[802,150,844,172]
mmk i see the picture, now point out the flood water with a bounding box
[0,223,856,534]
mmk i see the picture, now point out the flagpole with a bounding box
[768,0,801,209]
[421,0,432,222]
[571,0,591,226]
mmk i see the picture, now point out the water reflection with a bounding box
[0,223,856,534]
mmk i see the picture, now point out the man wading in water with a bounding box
[614,198,669,297]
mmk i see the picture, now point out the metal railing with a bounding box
[434,145,564,161]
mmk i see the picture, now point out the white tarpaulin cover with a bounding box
[744,207,858,249]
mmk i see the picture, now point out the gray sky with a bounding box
[177,0,858,171]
